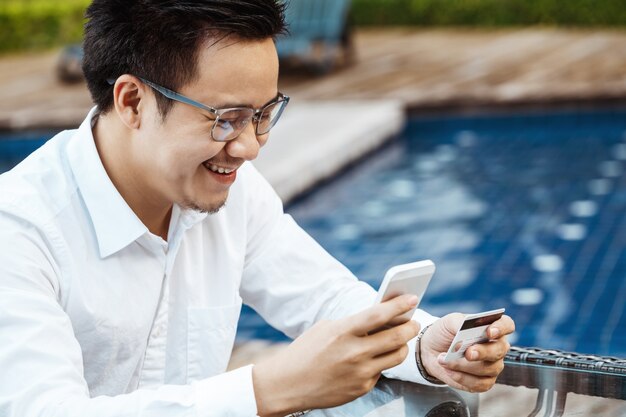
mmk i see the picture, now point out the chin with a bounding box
[182,196,227,214]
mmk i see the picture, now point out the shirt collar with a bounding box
[67,107,148,258]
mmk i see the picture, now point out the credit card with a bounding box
[444,308,505,362]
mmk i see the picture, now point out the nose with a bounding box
[224,121,260,161]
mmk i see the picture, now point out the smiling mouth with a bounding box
[203,161,237,174]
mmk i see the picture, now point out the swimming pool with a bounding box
[2,107,626,357]
[239,107,626,358]
[0,131,54,173]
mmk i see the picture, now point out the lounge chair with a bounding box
[276,0,354,74]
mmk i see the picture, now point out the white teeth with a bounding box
[205,162,234,174]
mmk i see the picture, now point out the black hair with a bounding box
[82,0,287,118]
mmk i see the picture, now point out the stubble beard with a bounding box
[181,197,227,214]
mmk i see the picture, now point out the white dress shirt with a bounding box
[0,108,439,416]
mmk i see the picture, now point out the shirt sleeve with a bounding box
[240,164,377,337]
[0,212,260,417]
[239,164,443,387]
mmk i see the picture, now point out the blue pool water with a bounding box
[239,107,626,358]
[2,108,626,357]
[0,132,54,173]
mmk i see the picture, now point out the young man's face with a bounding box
[134,37,280,213]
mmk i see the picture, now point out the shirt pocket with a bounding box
[187,299,242,382]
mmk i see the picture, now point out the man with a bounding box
[0,1,515,416]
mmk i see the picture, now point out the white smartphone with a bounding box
[374,260,435,321]
[444,308,506,362]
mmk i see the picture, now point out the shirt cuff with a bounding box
[382,309,445,386]
[193,364,259,417]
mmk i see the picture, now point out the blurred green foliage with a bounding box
[0,0,89,53]
[351,0,626,27]
[0,0,624,54]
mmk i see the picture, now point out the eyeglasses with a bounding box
[107,77,289,142]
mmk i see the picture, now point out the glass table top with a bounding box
[303,347,626,417]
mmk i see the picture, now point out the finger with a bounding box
[348,294,418,336]
[371,343,410,373]
[439,367,498,393]
[368,314,411,335]
[440,356,504,378]
[486,315,515,339]
[383,314,413,329]
[442,313,466,336]
[365,319,420,357]
[465,338,511,362]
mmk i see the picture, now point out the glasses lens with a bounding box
[256,99,287,135]
[212,109,254,141]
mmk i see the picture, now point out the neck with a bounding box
[93,113,172,240]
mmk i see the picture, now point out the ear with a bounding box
[111,74,150,130]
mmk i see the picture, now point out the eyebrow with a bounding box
[213,91,280,110]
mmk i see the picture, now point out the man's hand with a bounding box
[252,294,421,417]
[420,313,515,392]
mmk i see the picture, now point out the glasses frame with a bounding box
[106,76,289,142]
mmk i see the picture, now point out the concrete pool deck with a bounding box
[254,99,404,201]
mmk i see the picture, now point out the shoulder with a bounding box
[0,129,88,297]
[0,129,78,223]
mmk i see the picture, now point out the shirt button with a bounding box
[153,325,165,338]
